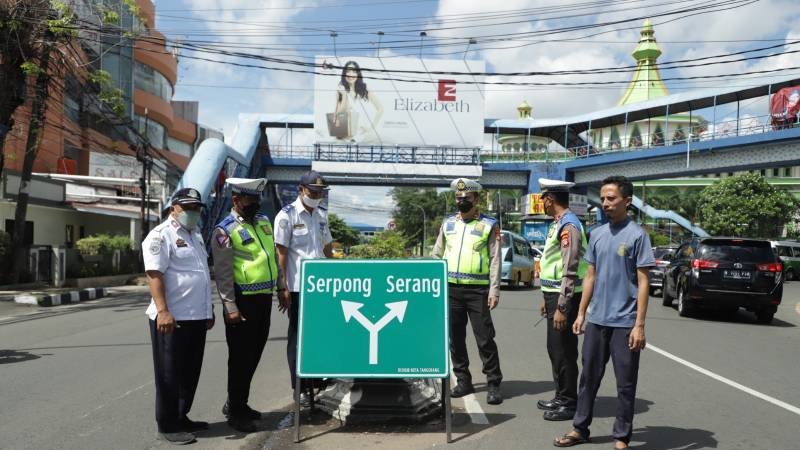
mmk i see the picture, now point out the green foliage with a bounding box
[88,69,112,86]
[348,231,408,259]
[47,0,77,37]
[328,213,360,248]
[101,9,120,25]
[90,70,126,117]
[20,61,43,77]
[75,234,132,256]
[392,187,453,250]
[697,173,798,238]
[648,231,671,246]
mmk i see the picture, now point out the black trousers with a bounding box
[287,292,320,391]
[449,284,502,386]
[225,293,271,416]
[149,318,207,433]
[543,291,580,406]
[573,322,641,444]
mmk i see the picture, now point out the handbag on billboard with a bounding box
[326,111,359,139]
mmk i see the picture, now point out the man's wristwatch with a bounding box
[557,303,569,313]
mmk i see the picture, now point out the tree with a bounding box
[697,173,798,238]
[348,231,408,259]
[391,187,445,254]
[2,1,138,283]
[327,213,360,248]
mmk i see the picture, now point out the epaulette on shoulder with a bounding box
[216,214,236,230]
[480,214,497,225]
[281,204,295,212]
[151,222,169,233]
[255,213,269,220]
[318,206,327,212]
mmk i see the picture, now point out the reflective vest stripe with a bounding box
[447,271,490,281]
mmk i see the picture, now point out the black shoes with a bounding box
[299,391,313,408]
[543,405,576,421]
[227,416,258,433]
[180,417,209,431]
[537,398,562,411]
[222,401,261,420]
[157,431,196,445]
[450,382,475,398]
[486,384,503,405]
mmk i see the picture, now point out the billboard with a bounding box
[770,85,800,128]
[313,56,485,148]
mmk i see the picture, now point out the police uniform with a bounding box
[431,178,503,404]
[210,178,278,425]
[143,188,213,439]
[273,171,332,393]
[537,178,588,421]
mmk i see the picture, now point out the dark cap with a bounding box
[299,170,329,192]
[171,188,205,207]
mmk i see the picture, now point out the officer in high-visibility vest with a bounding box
[431,177,503,405]
[536,178,588,421]
[211,177,281,433]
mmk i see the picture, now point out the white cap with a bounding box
[227,177,267,196]
[450,177,482,193]
[538,178,575,193]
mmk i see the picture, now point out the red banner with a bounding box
[770,85,800,128]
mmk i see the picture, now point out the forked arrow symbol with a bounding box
[341,300,408,365]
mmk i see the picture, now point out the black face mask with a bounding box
[456,199,474,214]
[241,203,260,219]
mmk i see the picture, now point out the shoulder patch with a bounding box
[279,218,289,229]
[149,237,163,255]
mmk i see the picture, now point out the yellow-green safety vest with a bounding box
[539,211,588,293]
[442,214,496,285]
[220,214,279,295]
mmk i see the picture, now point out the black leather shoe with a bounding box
[450,383,475,398]
[299,392,313,408]
[157,431,195,445]
[486,385,503,405]
[222,401,261,420]
[227,416,258,433]
[537,398,562,411]
[543,405,576,421]
[179,417,209,431]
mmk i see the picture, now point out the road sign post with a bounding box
[294,259,450,442]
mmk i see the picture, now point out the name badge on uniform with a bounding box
[293,223,306,230]
[471,222,485,236]
[445,220,455,234]
[176,238,188,248]
[238,228,254,244]
[261,223,273,235]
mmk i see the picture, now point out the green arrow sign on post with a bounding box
[297,259,449,378]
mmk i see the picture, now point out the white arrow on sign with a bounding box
[341,300,408,365]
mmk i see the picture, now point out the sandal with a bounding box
[553,432,590,447]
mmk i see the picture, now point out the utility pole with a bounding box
[138,108,150,244]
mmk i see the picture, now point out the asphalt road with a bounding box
[1,282,798,450]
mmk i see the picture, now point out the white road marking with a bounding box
[450,372,489,425]
[649,344,800,416]
[79,381,152,419]
[794,302,800,316]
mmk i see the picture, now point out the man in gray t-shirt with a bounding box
[554,176,655,450]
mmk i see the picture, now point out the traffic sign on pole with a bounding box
[297,259,449,378]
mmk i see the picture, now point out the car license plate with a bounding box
[723,270,751,280]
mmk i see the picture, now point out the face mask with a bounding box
[456,199,474,214]
[177,210,201,230]
[302,195,322,208]
[241,203,260,219]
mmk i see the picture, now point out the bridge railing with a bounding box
[564,113,798,160]
[269,144,482,165]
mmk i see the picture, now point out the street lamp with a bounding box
[411,204,427,256]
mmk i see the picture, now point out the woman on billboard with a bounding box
[329,61,383,143]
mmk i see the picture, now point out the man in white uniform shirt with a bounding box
[143,188,214,445]
[273,170,333,407]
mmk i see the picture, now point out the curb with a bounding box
[14,288,108,307]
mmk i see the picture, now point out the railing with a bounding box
[269,144,482,166]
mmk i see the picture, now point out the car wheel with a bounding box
[786,269,795,281]
[755,310,774,324]
[649,287,655,297]
[661,282,673,306]
[677,284,692,317]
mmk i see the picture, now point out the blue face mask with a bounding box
[177,210,201,230]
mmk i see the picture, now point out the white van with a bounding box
[500,230,536,287]
[771,240,800,281]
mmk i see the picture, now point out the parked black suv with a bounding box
[662,238,783,323]
[649,246,678,296]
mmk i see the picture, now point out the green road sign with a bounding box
[297,259,449,378]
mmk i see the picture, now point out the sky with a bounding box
[153,0,800,226]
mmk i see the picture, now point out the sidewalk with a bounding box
[0,275,146,307]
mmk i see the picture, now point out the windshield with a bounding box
[653,248,676,259]
[501,233,512,248]
[698,242,776,262]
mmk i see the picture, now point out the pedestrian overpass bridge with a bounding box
[175,75,800,236]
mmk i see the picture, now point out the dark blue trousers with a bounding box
[573,322,640,444]
[149,319,207,433]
